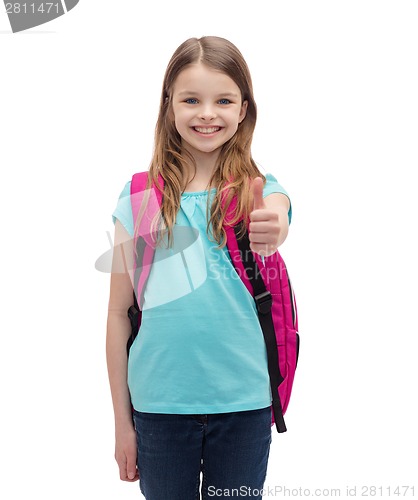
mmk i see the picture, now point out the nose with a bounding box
[198,104,217,121]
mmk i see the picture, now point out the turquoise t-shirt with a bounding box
[112,173,292,414]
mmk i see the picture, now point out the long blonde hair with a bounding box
[136,36,267,250]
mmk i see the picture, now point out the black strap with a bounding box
[127,296,139,356]
[234,222,287,433]
[126,236,146,356]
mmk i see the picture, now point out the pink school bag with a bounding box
[127,171,300,433]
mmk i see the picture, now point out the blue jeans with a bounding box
[132,406,272,500]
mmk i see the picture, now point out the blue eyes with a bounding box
[184,98,231,105]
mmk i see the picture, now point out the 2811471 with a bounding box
[5,3,60,14]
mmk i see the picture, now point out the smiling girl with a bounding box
[107,36,292,500]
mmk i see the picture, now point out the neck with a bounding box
[182,144,222,191]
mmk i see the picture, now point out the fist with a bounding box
[248,177,281,257]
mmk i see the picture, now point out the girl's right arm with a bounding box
[106,219,139,482]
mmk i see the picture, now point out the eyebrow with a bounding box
[177,91,239,98]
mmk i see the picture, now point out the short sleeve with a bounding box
[263,172,292,224]
[111,181,134,236]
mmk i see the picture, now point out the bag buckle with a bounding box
[254,291,273,314]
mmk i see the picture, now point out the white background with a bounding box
[1,1,417,498]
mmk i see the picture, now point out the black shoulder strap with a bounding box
[234,221,287,433]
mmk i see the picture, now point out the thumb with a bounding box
[252,177,265,211]
[126,453,137,480]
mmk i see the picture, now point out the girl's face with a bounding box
[171,63,248,163]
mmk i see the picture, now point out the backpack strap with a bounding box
[233,223,286,433]
[127,171,164,355]
[222,188,287,433]
[130,171,164,307]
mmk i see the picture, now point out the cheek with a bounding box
[228,114,241,133]
[174,109,193,128]
[228,109,243,126]
[173,114,185,132]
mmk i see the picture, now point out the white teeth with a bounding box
[194,127,220,134]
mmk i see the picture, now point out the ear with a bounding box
[239,100,248,123]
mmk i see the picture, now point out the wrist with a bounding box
[115,418,135,435]
[114,410,135,430]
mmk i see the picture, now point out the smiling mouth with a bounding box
[193,126,222,134]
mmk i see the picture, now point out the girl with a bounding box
[106,36,292,500]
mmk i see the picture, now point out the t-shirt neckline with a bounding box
[181,187,217,197]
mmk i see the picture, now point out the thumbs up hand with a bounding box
[249,177,281,257]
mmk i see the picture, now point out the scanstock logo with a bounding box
[4,1,79,33]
